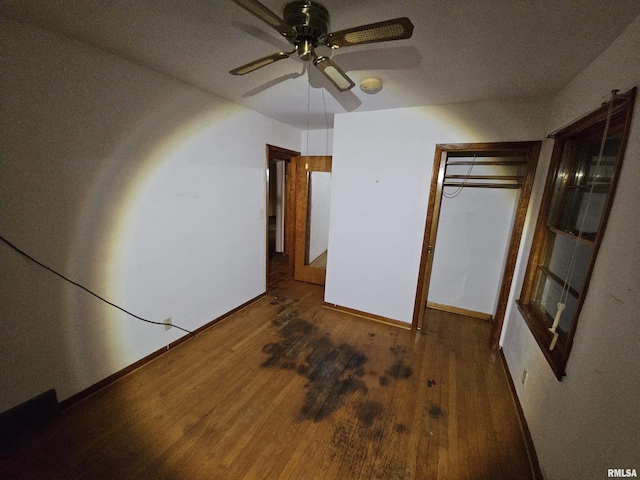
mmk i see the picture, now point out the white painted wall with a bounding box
[302,128,333,156]
[301,128,333,263]
[308,172,332,263]
[0,18,299,411]
[429,187,519,315]
[325,100,549,323]
[501,15,640,480]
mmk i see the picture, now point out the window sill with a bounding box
[516,300,567,381]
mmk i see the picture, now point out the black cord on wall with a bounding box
[0,234,195,336]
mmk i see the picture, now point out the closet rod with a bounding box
[443,182,522,189]
[445,175,523,181]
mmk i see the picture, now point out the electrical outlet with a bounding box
[521,370,529,387]
[164,317,172,331]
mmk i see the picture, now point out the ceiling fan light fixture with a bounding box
[360,77,383,94]
[314,56,355,91]
[297,39,314,61]
[229,1,414,92]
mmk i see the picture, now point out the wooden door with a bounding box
[293,156,332,285]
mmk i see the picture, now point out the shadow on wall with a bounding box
[0,19,267,416]
[66,96,246,388]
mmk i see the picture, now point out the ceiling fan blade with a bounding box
[229,51,291,75]
[231,0,294,38]
[313,56,355,92]
[326,17,414,48]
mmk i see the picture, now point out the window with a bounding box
[517,88,636,380]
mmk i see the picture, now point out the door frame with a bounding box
[292,155,332,285]
[412,141,541,349]
[266,144,300,286]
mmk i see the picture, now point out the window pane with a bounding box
[518,89,635,379]
[549,131,621,237]
[533,271,579,336]
[557,190,607,239]
[545,232,594,294]
[585,156,617,185]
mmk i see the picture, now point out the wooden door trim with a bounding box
[489,142,540,348]
[293,156,331,285]
[412,147,447,330]
[266,144,300,287]
[412,141,540,351]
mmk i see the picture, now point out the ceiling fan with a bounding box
[229,0,414,91]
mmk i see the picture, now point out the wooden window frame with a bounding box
[517,88,636,380]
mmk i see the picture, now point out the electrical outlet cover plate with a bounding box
[164,317,172,331]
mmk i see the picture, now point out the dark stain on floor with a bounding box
[386,362,413,379]
[356,400,383,427]
[390,345,408,356]
[394,423,407,434]
[429,405,444,419]
[262,307,369,422]
[261,304,415,426]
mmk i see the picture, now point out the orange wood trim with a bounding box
[293,156,331,285]
[412,146,447,330]
[323,302,412,331]
[267,144,300,160]
[59,292,267,411]
[266,144,300,284]
[413,141,542,344]
[489,141,541,349]
[498,349,544,480]
[426,301,492,321]
[265,144,271,287]
[434,141,540,152]
[518,150,559,304]
[287,157,297,278]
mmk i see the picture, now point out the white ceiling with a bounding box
[3,0,640,129]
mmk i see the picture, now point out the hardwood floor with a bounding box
[0,261,534,479]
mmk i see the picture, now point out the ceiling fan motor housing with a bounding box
[283,1,330,59]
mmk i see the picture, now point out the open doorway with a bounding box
[266,145,300,288]
[413,142,541,349]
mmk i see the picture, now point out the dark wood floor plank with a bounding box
[0,260,535,479]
